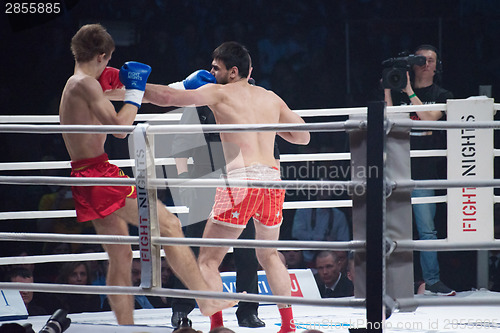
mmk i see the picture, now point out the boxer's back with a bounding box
[59,74,107,161]
[209,81,281,171]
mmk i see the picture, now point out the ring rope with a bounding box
[0,175,358,192]
[0,249,169,266]
[0,124,134,134]
[392,119,500,130]
[0,104,451,125]
[3,237,500,267]
[0,252,110,266]
[0,121,360,135]
[0,232,365,251]
[0,250,160,266]
[146,121,361,134]
[396,296,500,309]
[395,239,500,251]
[0,282,366,308]
[0,200,354,221]
[1,196,452,221]
[6,174,500,192]
[395,179,500,190]
[0,152,355,172]
[0,149,459,172]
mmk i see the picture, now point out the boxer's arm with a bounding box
[277,97,310,145]
[83,77,138,138]
[104,89,125,101]
[145,83,220,108]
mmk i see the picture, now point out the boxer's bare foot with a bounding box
[197,298,238,317]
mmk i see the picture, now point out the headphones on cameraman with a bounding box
[414,44,443,75]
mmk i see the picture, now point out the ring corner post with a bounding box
[348,101,386,332]
[365,101,386,332]
[133,123,161,290]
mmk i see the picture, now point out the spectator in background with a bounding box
[489,250,500,292]
[346,251,355,283]
[0,244,36,281]
[8,267,49,316]
[335,251,348,275]
[281,250,307,269]
[292,188,350,266]
[129,258,172,309]
[36,242,72,284]
[314,251,353,298]
[55,262,102,313]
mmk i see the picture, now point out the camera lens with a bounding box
[382,67,407,90]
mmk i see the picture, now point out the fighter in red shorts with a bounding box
[145,42,310,333]
[210,165,285,229]
[59,24,236,326]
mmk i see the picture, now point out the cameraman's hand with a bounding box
[402,72,413,95]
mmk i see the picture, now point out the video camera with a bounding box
[382,53,426,90]
[0,309,71,333]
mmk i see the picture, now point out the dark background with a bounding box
[1,0,499,291]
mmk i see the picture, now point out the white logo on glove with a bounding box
[128,72,142,80]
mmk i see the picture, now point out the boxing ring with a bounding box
[1,97,500,332]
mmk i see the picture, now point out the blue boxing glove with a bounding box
[169,70,216,90]
[119,61,152,108]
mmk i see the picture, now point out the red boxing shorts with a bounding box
[70,153,137,222]
[210,164,285,228]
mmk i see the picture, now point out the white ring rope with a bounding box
[0,152,353,171]
[0,232,364,251]
[397,296,500,309]
[392,119,500,130]
[146,121,361,134]
[0,250,168,266]
[0,200,354,221]
[0,121,360,135]
[0,104,449,124]
[0,124,134,134]
[395,179,500,190]
[3,237,500,267]
[395,239,500,251]
[0,252,110,265]
[0,282,366,308]
[0,175,358,192]
[5,174,500,193]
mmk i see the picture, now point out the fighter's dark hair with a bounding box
[212,41,251,79]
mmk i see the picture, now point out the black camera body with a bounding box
[382,54,426,90]
[0,309,70,333]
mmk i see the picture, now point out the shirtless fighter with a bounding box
[59,24,235,325]
[144,41,310,333]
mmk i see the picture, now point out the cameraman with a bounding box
[384,44,455,296]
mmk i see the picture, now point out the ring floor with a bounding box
[7,290,500,333]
